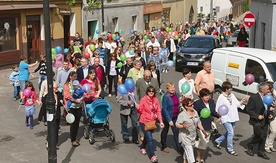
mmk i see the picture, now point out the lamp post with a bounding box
[43,0,57,162]
[101,0,105,31]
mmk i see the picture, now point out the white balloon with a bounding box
[66,113,75,124]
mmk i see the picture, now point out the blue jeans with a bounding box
[161,118,181,151]
[120,107,138,141]
[13,84,20,98]
[215,122,235,152]
[140,122,155,157]
[19,80,27,92]
[38,74,46,91]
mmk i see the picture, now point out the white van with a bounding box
[211,47,276,100]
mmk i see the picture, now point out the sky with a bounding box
[197,0,232,18]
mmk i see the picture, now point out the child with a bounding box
[9,65,20,101]
[34,54,47,91]
[66,80,84,109]
[160,43,169,73]
[22,81,40,129]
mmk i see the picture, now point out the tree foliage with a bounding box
[243,0,250,12]
[66,0,112,11]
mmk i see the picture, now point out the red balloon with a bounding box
[83,52,90,58]
[245,74,255,85]
[107,33,112,39]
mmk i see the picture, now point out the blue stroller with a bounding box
[83,99,115,144]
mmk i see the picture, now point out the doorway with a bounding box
[26,15,40,63]
[88,20,97,39]
[64,15,70,48]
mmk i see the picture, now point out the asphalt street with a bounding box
[0,66,275,163]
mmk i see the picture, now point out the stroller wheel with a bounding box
[109,129,115,142]
[83,125,89,139]
[89,131,95,145]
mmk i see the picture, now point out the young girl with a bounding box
[22,81,40,129]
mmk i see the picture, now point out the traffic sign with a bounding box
[243,12,256,28]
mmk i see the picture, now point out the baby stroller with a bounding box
[83,99,115,145]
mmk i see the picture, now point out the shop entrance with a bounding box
[26,15,40,63]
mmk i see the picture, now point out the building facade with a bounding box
[250,0,276,50]
[0,0,82,66]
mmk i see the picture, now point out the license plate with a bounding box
[187,62,198,66]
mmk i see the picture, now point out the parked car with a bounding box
[211,47,276,101]
[175,35,221,71]
[226,29,249,47]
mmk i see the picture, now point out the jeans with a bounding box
[161,118,181,151]
[69,108,82,142]
[19,80,27,92]
[215,122,235,152]
[140,122,155,157]
[120,107,138,141]
[13,84,20,98]
[38,74,46,91]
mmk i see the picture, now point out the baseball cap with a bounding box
[73,80,80,86]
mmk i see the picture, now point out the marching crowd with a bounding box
[8,18,273,163]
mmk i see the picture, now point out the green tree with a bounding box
[66,0,112,11]
[243,0,250,12]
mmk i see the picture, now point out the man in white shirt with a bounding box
[146,36,160,49]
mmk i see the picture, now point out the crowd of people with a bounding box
[8,18,273,163]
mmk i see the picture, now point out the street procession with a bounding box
[1,0,276,163]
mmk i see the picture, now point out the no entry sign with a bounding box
[243,12,256,28]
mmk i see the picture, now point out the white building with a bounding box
[197,0,232,19]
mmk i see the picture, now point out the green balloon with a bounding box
[120,54,126,62]
[89,44,95,51]
[175,22,178,25]
[181,82,190,94]
[188,29,191,33]
[73,46,81,53]
[52,53,55,61]
[143,35,148,40]
[117,62,123,69]
[52,48,57,55]
[129,50,134,55]
[200,108,211,118]
[168,28,172,32]
[166,27,169,32]
[112,34,116,40]
[158,22,161,25]
[104,31,108,36]
[118,29,123,34]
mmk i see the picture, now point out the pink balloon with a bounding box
[23,88,32,97]
[245,74,255,85]
[156,31,160,36]
[123,50,127,54]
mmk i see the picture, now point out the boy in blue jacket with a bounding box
[9,65,20,101]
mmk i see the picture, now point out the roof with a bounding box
[214,47,276,63]
[0,4,57,11]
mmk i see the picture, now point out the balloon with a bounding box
[117,84,128,94]
[116,35,120,41]
[107,33,112,39]
[117,62,123,69]
[130,29,134,34]
[89,44,95,51]
[64,48,69,54]
[96,29,100,34]
[175,36,179,40]
[168,28,172,32]
[245,74,255,85]
[103,31,108,36]
[156,31,160,36]
[264,94,274,105]
[118,77,122,84]
[123,50,127,54]
[66,113,75,124]
[73,46,81,53]
[52,53,55,61]
[125,78,135,92]
[173,55,176,61]
[55,46,62,54]
[188,29,191,33]
[175,22,179,25]
[52,48,57,55]
[217,104,229,116]
[200,108,211,118]
[112,34,116,40]
[273,82,276,90]
[181,82,190,94]
[157,22,161,25]
[118,29,123,34]
[221,35,224,40]
[154,27,158,31]
[166,60,174,67]
[166,27,169,32]
[82,84,91,92]
[143,35,148,40]
[120,54,126,62]
[83,52,90,58]
[129,50,134,55]
[23,88,32,97]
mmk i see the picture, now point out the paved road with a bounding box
[0,66,275,163]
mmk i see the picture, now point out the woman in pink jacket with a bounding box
[137,85,164,163]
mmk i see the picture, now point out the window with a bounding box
[112,17,118,33]
[0,17,16,52]
[245,59,266,83]
[132,15,137,31]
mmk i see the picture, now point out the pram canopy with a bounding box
[86,99,112,124]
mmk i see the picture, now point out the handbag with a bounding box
[144,121,157,131]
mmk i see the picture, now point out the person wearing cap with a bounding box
[63,71,83,147]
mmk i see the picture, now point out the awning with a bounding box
[0,4,58,11]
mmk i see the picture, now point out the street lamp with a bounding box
[43,0,57,162]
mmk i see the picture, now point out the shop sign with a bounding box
[143,4,163,15]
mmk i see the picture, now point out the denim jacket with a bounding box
[162,92,180,123]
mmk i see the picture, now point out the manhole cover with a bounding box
[0,135,15,142]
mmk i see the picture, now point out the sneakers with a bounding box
[150,155,158,163]
[13,98,17,101]
[140,148,146,155]
[162,147,169,153]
